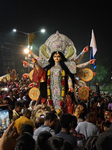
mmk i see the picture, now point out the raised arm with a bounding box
[22,60,34,68]
[74,46,89,64]
[76,59,96,69]
[29,49,39,60]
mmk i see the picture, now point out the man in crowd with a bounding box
[2,97,10,105]
[54,113,77,148]
[76,112,99,140]
[7,90,17,110]
[104,110,112,122]
[70,115,85,143]
[96,122,112,150]
[73,101,87,123]
[33,111,58,143]
[11,101,23,122]
[14,109,34,134]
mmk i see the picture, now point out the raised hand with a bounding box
[21,60,28,67]
[0,122,18,150]
[83,46,89,52]
[90,59,96,64]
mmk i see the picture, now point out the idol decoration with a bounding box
[22,31,96,114]
[0,68,18,82]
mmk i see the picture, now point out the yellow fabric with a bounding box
[57,109,61,115]
[47,89,50,96]
[62,70,65,76]
[61,90,65,97]
[47,69,50,75]
[14,116,34,134]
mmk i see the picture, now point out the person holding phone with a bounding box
[0,122,18,150]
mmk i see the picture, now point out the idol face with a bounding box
[53,52,62,63]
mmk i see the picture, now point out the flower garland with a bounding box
[47,69,65,114]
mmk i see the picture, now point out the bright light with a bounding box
[30,46,33,50]
[27,45,30,49]
[27,45,33,50]
[13,29,17,32]
[24,49,29,54]
[41,29,46,33]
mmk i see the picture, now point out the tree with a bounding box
[90,63,110,86]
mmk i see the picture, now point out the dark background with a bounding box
[0,1,111,80]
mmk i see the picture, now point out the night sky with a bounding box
[0,1,112,76]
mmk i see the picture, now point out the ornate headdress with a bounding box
[39,31,76,61]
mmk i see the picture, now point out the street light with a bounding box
[24,48,29,54]
[24,48,30,73]
[13,28,46,73]
[40,29,46,33]
[12,28,46,49]
[13,29,17,32]
[13,28,46,34]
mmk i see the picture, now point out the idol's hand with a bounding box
[90,59,96,64]
[22,60,28,67]
[83,46,89,52]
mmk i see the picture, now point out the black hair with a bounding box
[109,98,112,103]
[15,133,35,150]
[37,131,52,150]
[22,100,29,108]
[71,115,77,129]
[86,112,95,120]
[35,118,44,129]
[20,124,33,136]
[44,111,57,122]
[54,121,61,134]
[93,96,98,103]
[105,109,112,113]
[90,96,98,105]
[79,101,87,112]
[32,100,36,106]
[44,51,75,93]
[85,136,98,150]
[103,121,111,128]
[45,137,74,150]
[8,89,13,94]
[3,97,10,102]
[47,51,67,70]
[96,129,112,150]
[15,101,23,108]
[22,90,27,95]
[60,113,73,128]
[74,101,87,120]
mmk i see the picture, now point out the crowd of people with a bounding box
[0,79,112,150]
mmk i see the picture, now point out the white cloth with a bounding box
[17,98,22,101]
[33,125,55,143]
[76,121,98,140]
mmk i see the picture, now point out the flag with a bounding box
[90,29,97,69]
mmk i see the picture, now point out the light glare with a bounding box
[13,29,17,32]
[24,49,29,54]
[41,29,46,33]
